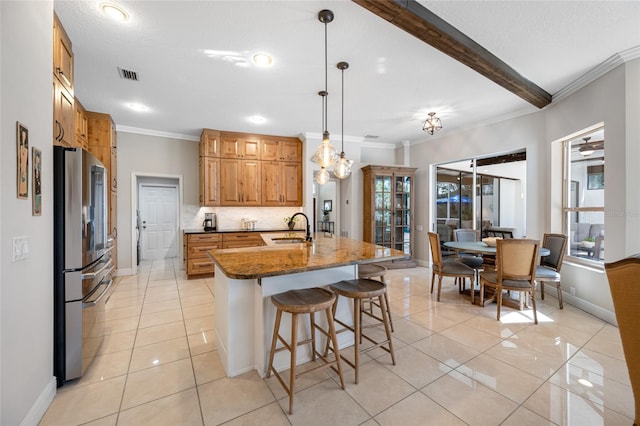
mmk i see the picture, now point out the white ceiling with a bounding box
[54,1,640,146]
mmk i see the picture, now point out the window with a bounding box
[563,128,605,264]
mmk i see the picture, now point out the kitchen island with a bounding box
[208,232,406,377]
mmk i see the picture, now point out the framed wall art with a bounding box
[32,147,42,215]
[17,122,29,199]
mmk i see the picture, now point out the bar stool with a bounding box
[328,279,395,384]
[266,287,345,415]
[358,263,394,332]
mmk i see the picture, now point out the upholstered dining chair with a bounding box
[453,228,483,293]
[479,239,540,323]
[428,232,476,302]
[535,233,568,308]
[605,254,640,426]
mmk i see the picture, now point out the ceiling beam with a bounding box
[352,0,552,108]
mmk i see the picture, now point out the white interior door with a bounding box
[140,185,178,260]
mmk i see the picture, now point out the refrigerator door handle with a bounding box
[81,259,113,280]
[83,275,114,308]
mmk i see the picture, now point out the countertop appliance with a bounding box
[203,212,216,231]
[53,147,114,387]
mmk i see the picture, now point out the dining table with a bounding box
[443,241,550,307]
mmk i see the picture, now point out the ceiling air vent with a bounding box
[117,67,139,81]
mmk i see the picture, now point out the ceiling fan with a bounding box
[578,137,604,156]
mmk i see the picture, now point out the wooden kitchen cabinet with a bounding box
[262,161,302,206]
[220,133,261,160]
[261,138,302,162]
[53,13,74,96]
[200,129,220,157]
[221,232,265,249]
[53,12,75,148]
[53,78,75,147]
[220,159,261,206]
[199,156,220,206]
[199,128,302,207]
[184,233,221,278]
[362,165,417,258]
[74,98,88,150]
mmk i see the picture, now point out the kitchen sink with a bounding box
[271,237,306,244]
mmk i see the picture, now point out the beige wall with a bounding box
[116,132,199,272]
[1,2,56,424]
[409,59,640,321]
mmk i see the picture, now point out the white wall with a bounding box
[1,2,56,425]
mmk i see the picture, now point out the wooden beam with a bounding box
[352,0,552,108]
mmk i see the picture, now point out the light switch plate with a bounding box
[12,236,29,262]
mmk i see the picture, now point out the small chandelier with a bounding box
[422,112,443,135]
[333,61,353,179]
[313,9,339,175]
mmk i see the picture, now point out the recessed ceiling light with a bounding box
[126,102,148,112]
[248,115,266,124]
[100,3,129,22]
[578,378,593,388]
[252,53,273,67]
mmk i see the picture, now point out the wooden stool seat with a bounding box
[271,288,336,314]
[328,279,395,384]
[357,263,387,279]
[357,264,394,332]
[267,288,345,415]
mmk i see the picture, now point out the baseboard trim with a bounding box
[544,289,618,325]
[116,268,132,277]
[20,377,56,426]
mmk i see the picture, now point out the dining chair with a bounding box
[479,238,540,323]
[453,229,483,293]
[535,233,568,308]
[604,254,640,426]
[453,229,484,268]
[428,232,476,302]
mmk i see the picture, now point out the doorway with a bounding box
[139,184,178,260]
[132,174,182,272]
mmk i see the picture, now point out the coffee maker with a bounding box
[203,213,216,231]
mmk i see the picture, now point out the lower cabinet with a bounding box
[184,233,221,278]
[221,232,265,249]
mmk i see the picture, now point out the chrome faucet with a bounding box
[289,212,312,242]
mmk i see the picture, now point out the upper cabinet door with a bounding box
[261,138,301,162]
[53,13,74,95]
[200,129,220,157]
[280,139,302,162]
[220,134,261,159]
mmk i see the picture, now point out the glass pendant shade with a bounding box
[313,137,339,168]
[334,154,352,179]
[316,167,331,185]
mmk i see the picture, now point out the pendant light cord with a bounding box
[323,19,328,135]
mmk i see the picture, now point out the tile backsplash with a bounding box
[181,205,305,231]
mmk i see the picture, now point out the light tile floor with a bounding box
[40,259,633,425]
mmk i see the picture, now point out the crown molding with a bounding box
[553,45,640,103]
[116,125,200,141]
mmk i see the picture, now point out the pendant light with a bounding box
[313,9,338,172]
[333,61,353,179]
[316,167,331,185]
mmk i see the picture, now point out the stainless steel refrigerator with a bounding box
[53,146,114,386]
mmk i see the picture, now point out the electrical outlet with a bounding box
[12,236,30,262]
[570,287,576,296]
